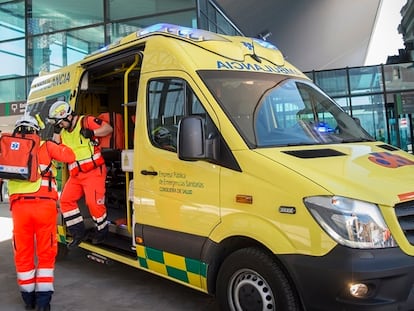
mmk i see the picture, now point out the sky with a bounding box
[365,0,407,65]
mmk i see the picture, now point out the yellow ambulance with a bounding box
[25,23,414,310]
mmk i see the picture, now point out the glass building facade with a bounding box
[1,1,414,152]
[0,0,241,120]
[305,63,414,152]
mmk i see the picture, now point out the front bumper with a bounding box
[279,245,414,311]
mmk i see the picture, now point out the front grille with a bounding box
[395,200,414,245]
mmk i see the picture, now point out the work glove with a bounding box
[53,125,62,134]
[80,128,94,139]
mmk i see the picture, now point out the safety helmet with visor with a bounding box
[48,101,73,125]
[14,114,40,134]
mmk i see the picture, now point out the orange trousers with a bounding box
[11,199,57,294]
[60,165,107,231]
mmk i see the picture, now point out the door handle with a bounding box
[140,170,158,176]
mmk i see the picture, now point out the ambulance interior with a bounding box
[71,51,142,255]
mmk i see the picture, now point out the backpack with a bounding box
[0,131,41,181]
[97,112,125,149]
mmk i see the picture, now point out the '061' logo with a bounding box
[368,152,414,168]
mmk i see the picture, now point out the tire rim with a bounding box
[228,268,275,311]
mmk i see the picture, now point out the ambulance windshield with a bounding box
[199,70,374,148]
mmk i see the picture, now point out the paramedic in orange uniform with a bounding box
[48,101,113,249]
[8,115,76,311]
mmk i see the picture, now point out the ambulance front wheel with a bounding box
[216,247,301,311]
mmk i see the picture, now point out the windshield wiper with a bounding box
[341,138,376,143]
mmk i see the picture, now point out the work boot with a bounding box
[67,232,88,249]
[35,291,52,311]
[92,226,108,245]
[67,236,84,249]
[21,291,35,310]
[67,223,87,249]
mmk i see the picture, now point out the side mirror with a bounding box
[178,116,205,160]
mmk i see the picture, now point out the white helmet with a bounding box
[48,101,72,123]
[15,114,40,132]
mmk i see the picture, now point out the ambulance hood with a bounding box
[255,142,414,206]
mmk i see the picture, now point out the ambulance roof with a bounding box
[90,23,280,57]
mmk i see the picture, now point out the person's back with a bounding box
[8,114,75,311]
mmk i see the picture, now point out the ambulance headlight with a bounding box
[304,196,397,249]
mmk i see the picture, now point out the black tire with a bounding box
[216,247,301,311]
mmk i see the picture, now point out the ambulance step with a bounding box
[92,232,137,258]
[86,252,111,265]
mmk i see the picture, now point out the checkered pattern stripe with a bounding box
[136,245,208,289]
[56,231,207,290]
[57,227,66,243]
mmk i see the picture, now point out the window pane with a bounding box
[108,23,142,42]
[349,95,386,139]
[109,0,195,21]
[28,27,104,74]
[304,72,313,80]
[216,13,238,36]
[0,39,25,77]
[202,1,240,36]
[314,69,348,97]
[383,63,414,92]
[0,77,26,102]
[109,11,196,41]
[148,79,185,152]
[29,0,103,35]
[0,1,24,40]
[349,66,383,95]
[148,78,207,152]
[332,97,351,113]
[401,91,414,114]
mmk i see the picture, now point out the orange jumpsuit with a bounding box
[9,140,75,309]
[59,116,109,240]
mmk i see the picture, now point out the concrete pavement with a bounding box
[0,202,219,311]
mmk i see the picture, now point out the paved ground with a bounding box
[0,201,219,311]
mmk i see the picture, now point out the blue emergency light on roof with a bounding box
[90,23,280,58]
[136,23,227,42]
[88,23,228,58]
[253,38,278,50]
[91,39,121,55]
[138,23,167,35]
[98,46,108,52]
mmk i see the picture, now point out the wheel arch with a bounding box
[202,234,301,306]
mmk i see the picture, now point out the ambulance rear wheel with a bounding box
[216,247,300,311]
